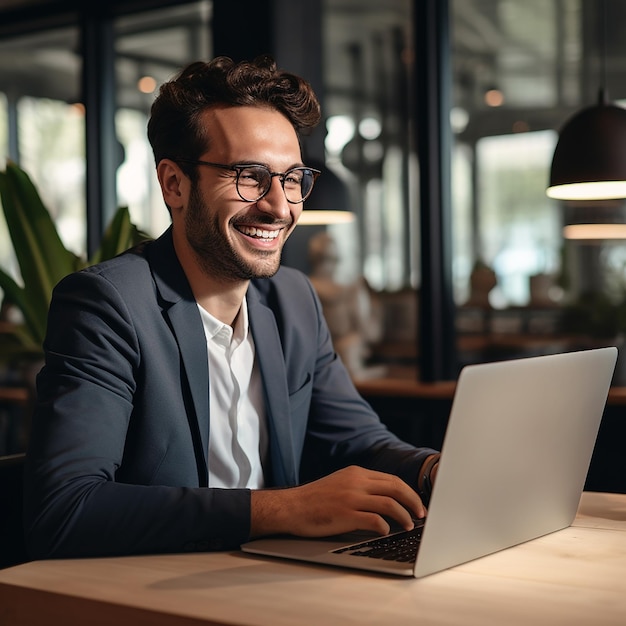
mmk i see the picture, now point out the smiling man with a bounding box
[23,56,440,559]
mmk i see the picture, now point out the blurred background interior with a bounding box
[1,0,626,493]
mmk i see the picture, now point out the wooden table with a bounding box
[1,492,625,626]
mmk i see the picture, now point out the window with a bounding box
[114,1,212,239]
[0,1,212,293]
[322,0,416,291]
[451,0,626,373]
[473,130,559,307]
[0,24,83,265]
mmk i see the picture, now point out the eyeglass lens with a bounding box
[236,166,316,203]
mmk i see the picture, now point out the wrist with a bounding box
[250,487,294,538]
[418,453,440,506]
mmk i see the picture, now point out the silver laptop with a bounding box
[241,347,618,578]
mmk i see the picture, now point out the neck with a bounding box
[173,230,248,326]
[196,289,246,327]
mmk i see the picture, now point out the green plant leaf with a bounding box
[0,266,44,347]
[0,162,150,352]
[90,206,150,265]
[0,163,82,344]
[5,162,79,276]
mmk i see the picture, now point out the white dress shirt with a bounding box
[197,297,268,488]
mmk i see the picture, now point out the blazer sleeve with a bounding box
[23,267,250,559]
[273,271,439,487]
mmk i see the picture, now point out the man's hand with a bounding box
[250,466,425,539]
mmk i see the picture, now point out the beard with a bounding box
[184,182,289,281]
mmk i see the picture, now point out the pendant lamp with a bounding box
[547,0,626,201]
[547,88,626,201]
[298,160,355,225]
[561,197,626,240]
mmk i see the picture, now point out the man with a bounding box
[23,56,440,559]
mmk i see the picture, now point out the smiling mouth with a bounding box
[236,225,282,240]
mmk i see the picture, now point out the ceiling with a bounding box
[1,1,626,141]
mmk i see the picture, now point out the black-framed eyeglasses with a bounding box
[175,159,321,204]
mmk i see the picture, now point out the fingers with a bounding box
[361,468,426,523]
[250,466,425,539]
[349,510,392,536]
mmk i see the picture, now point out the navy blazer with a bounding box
[24,228,436,559]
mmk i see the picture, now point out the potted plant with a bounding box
[0,161,151,355]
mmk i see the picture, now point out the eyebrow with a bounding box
[230,161,307,171]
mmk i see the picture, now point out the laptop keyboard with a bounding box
[331,521,425,564]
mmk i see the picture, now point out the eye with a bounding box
[284,169,304,188]
[238,166,267,187]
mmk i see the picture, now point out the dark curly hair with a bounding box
[147,55,321,179]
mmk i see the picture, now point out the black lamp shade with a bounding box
[298,160,354,225]
[548,102,626,200]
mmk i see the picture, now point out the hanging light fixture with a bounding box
[547,89,626,201]
[547,0,626,201]
[561,197,626,240]
[298,159,355,226]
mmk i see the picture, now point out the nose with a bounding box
[256,175,292,220]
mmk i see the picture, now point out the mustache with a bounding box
[230,213,293,229]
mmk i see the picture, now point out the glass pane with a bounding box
[18,97,85,255]
[322,0,415,292]
[474,130,559,308]
[0,25,82,455]
[114,1,212,239]
[0,25,83,268]
[318,0,418,377]
[451,0,626,375]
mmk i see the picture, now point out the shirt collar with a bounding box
[198,296,249,348]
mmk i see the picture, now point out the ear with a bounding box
[157,159,188,211]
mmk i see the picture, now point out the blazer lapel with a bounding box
[167,300,210,468]
[148,230,210,485]
[146,229,297,488]
[247,285,298,487]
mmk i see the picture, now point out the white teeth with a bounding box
[239,226,279,239]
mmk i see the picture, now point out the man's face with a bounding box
[180,105,304,282]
